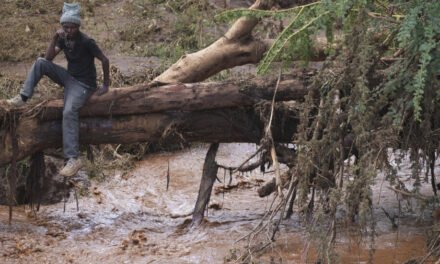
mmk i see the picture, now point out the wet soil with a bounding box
[0,144,436,263]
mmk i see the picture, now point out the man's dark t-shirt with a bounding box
[57,32,102,89]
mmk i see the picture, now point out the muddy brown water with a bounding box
[0,144,436,263]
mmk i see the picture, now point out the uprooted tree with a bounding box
[1,0,440,261]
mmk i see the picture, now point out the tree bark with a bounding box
[23,72,314,121]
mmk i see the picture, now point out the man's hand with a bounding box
[95,84,109,96]
[55,29,65,39]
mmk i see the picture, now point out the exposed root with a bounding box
[26,152,45,213]
[4,110,20,224]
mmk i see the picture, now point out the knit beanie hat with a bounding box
[60,3,81,25]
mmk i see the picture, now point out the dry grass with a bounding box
[0,0,121,62]
[0,0,220,64]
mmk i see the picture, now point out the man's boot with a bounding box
[59,158,83,177]
[6,95,26,107]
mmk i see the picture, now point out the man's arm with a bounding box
[95,52,110,96]
[45,29,63,61]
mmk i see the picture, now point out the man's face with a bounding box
[62,23,79,39]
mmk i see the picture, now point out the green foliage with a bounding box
[231,0,440,259]
[258,8,329,74]
[216,2,327,74]
[393,1,440,121]
[241,0,439,205]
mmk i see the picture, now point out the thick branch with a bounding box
[224,0,271,40]
[153,0,273,84]
[153,38,269,84]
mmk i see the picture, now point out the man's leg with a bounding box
[59,80,93,177]
[7,58,70,107]
[21,57,70,98]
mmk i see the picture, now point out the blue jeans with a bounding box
[21,58,93,159]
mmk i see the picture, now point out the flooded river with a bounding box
[0,144,436,263]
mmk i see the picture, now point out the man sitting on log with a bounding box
[6,2,110,177]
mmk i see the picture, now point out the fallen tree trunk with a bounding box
[11,73,314,121]
[0,106,300,167]
[0,73,313,166]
